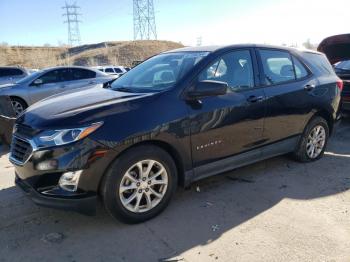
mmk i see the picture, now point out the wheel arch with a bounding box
[98,139,187,194]
[313,109,334,135]
[9,96,28,107]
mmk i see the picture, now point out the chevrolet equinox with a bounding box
[10,45,342,223]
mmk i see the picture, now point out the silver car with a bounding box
[0,67,29,85]
[0,66,117,116]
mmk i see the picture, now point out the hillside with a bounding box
[0,40,184,69]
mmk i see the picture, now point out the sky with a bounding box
[0,0,349,47]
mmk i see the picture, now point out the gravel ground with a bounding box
[1,120,350,262]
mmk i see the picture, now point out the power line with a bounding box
[133,0,157,40]
[62,1,82,46]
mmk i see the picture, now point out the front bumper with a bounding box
[15,175,97,215]
[10,136,119,216]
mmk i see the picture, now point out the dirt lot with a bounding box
[1,120,350,262]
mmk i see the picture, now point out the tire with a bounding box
[10,97,27,117]
[293,116,329,162]
[101,145,178,224]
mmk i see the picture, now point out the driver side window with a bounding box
[198,50,255,91]
[37,69,62,84]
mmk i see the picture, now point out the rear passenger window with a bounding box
[292,56,309,79]
[71,69,96,80]
[105,68,114,73]
[114,68,123,73]
[259,50,295,85]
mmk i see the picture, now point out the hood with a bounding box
[17,85,155,129]
[0,83,17,91]
[318,34,350,64]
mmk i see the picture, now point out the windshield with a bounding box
[111,51,209,92]
[335,60,350,70]
[16,70,43,84]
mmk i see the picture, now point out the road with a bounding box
[1,120,350,262]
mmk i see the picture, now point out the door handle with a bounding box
[247,95,264,103]
[304,84,316,91]
[89,81,96,84]
[60,85,66,88]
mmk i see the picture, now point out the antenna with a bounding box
[62,1,82,46]
[133,0,157,40]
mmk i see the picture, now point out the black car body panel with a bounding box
[11,44,341,215]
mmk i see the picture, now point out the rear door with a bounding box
[256,48,316,145]
[64,68,97,90]
[188,49,266,167]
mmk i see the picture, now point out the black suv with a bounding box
[11,45,341,223]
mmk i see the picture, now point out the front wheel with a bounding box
[101,145,178,224]
[11,97,27,117]
[293,116,329,162]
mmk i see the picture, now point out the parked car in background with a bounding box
[93,66,128,77]
[10,45,341,224]
[0,66,117,116]
[334,60,350,111]
[318,34,350,112]
[0,66,28,85]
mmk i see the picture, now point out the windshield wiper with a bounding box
[114,87,136,93]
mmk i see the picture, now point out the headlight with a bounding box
[35,122,103,147]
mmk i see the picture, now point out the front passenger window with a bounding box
[37,70,62,84]
[198,50,255,91]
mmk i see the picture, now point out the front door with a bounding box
[188,49,266,168]
[28,68,69,104]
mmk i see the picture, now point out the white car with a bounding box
[92,66,128,77]
[0,67,28,85]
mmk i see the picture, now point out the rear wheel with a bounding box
[293,116,329,162]
[10,97,27,117]
[101,145,177,224]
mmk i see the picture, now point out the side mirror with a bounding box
[32,79,43,86]
[187,80,228,99]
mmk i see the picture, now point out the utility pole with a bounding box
[196,36,203,47]
[62,1,82,46]
[133,0,157,40]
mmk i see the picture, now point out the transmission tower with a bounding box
[133,0,157,40]
[62,2,82,46]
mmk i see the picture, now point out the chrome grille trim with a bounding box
[9,135,37,166]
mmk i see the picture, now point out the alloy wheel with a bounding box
[119,160,168,213]
[306,125,326,159]
[11,100,24,117]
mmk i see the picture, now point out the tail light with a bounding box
[337,79,344,92]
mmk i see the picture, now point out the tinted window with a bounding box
[199,50,255,91]
[105,68,114,73]
[38,70,61,84]
[303,52,334,76]
[0,68,24,77]
[292,56,309,79]
[114,68,123,73]
[259,50,296,85]
[71,68,96,80]
[37,69,70,84]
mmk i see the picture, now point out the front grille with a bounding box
[10,136,33,165]
[14,124,38,139]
